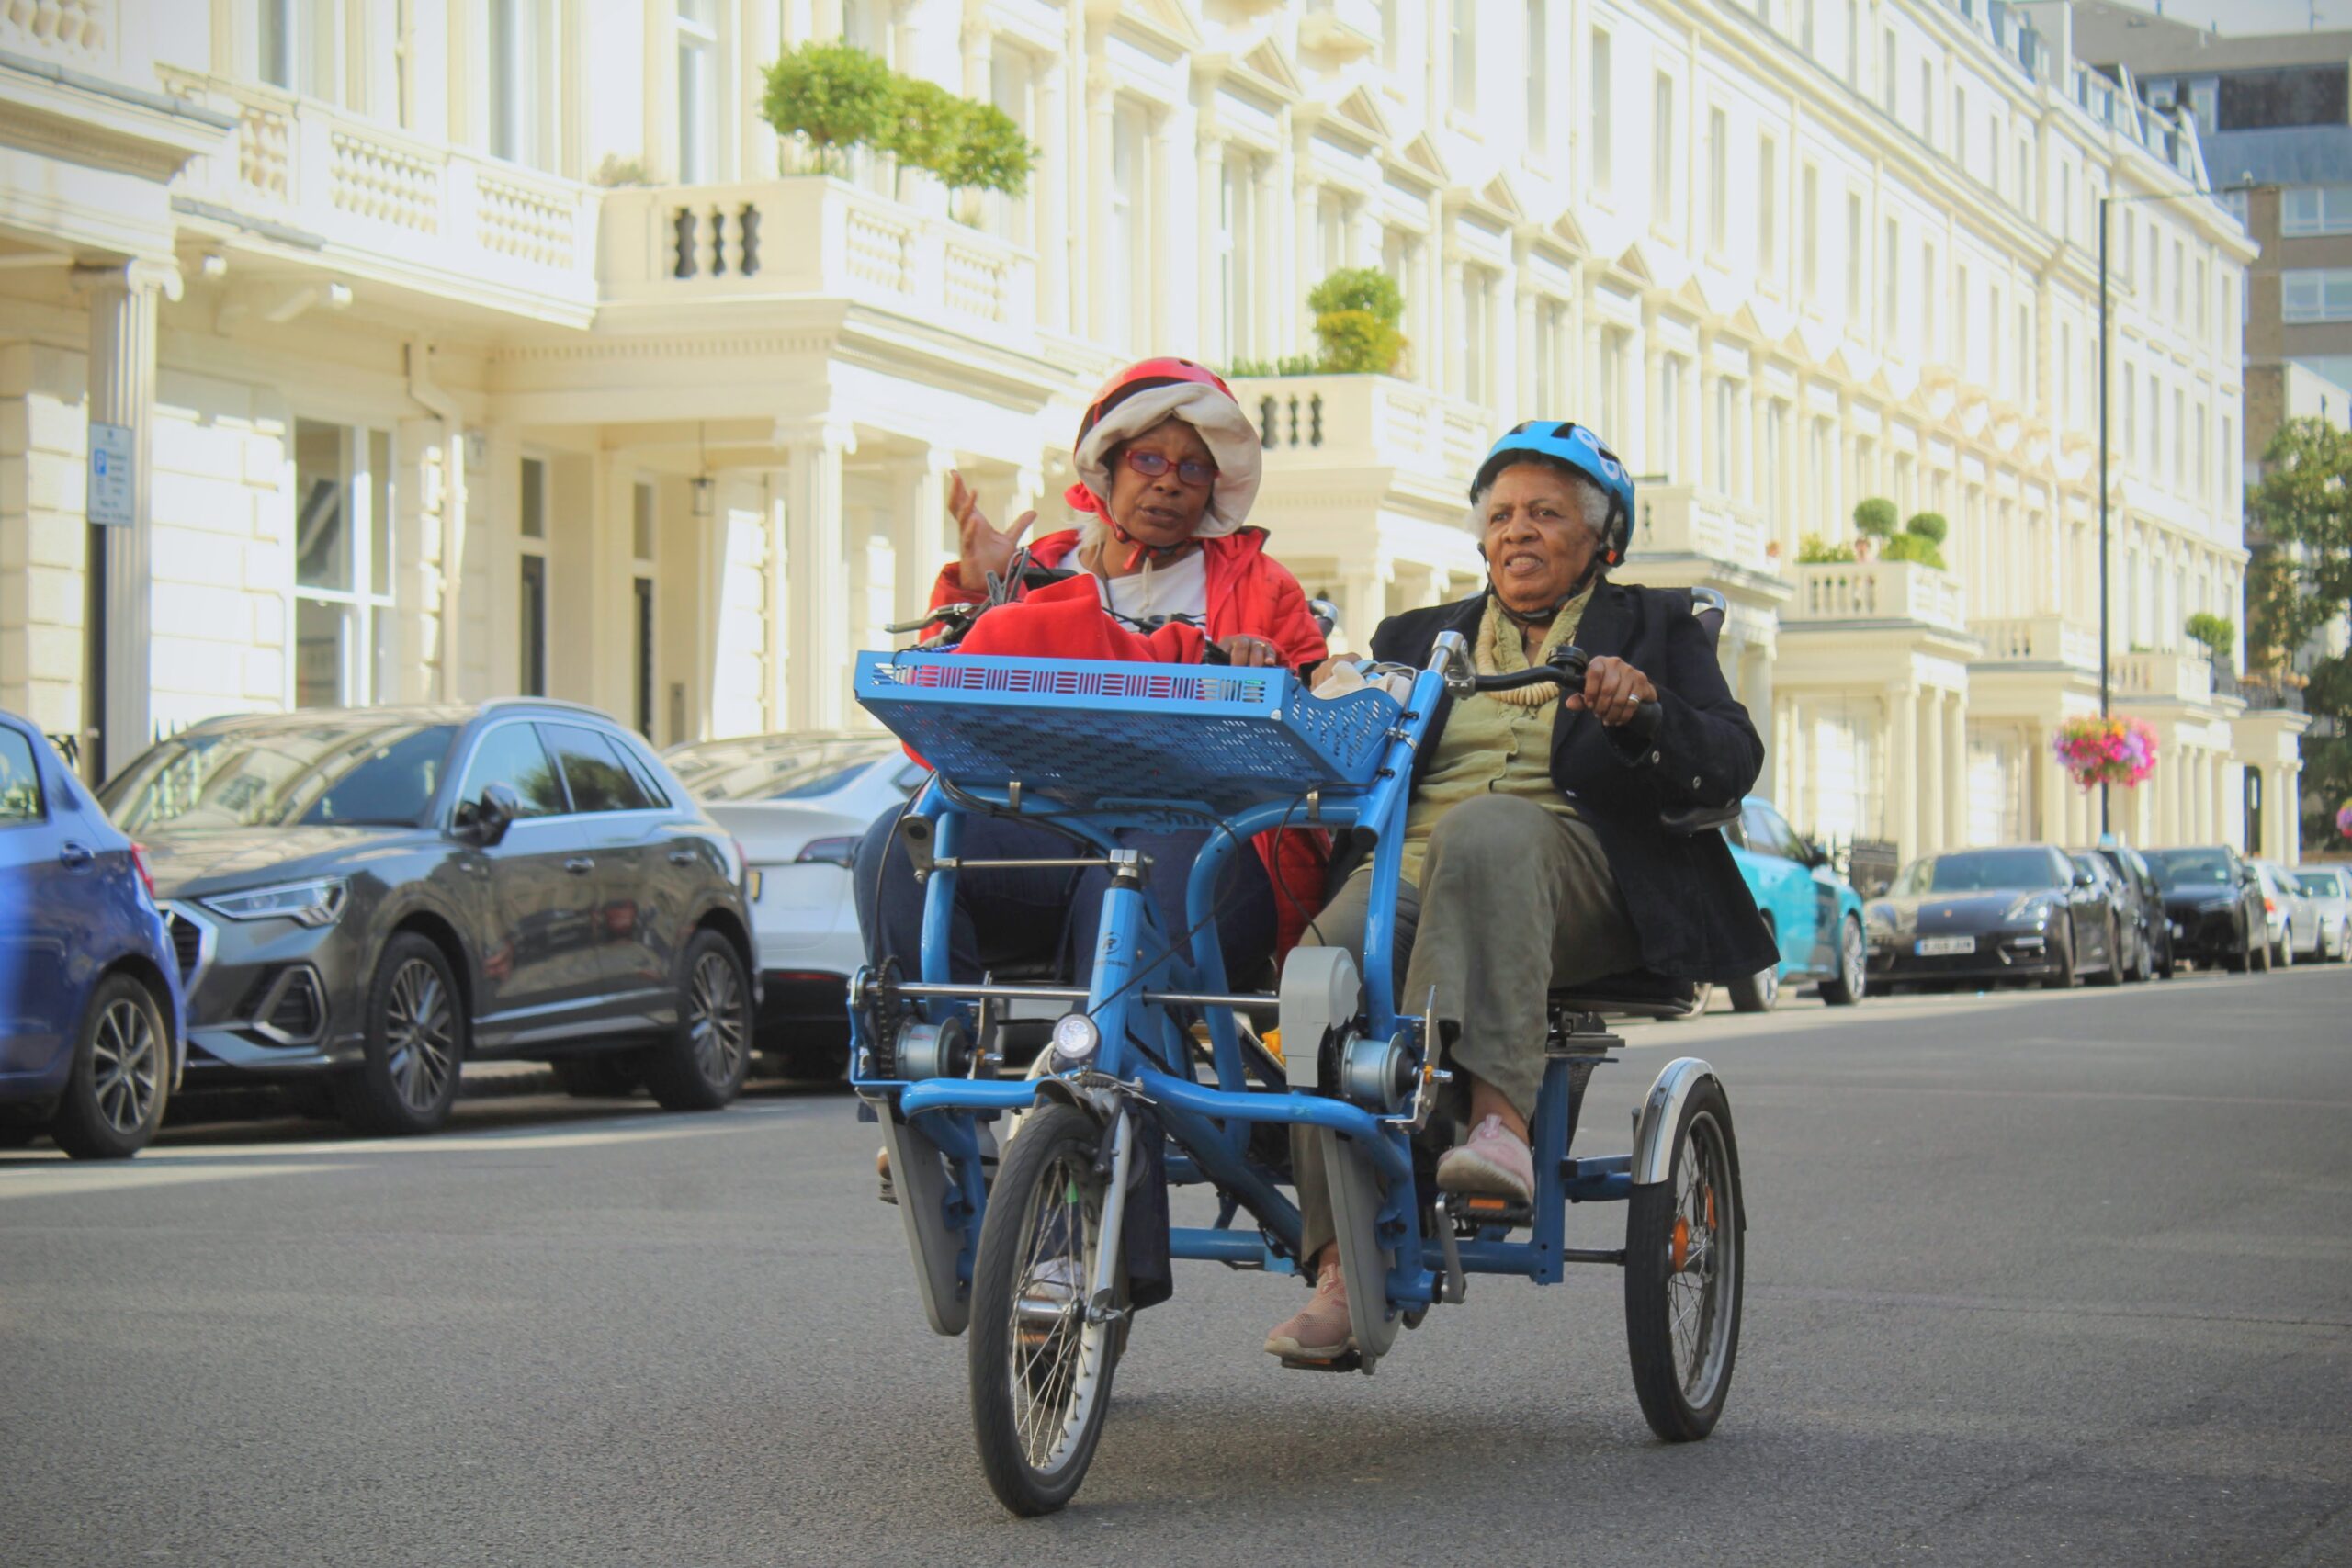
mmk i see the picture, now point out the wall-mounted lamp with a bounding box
[691,421,714,519]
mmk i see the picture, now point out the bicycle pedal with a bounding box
[1278,1350,1363,1374]
[1453,1194,1532,1231]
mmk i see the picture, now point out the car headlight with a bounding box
[1865,903,1896,932]
[2004,894,2052,925]
[200,876,349,928]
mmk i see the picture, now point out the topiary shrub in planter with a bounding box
[761,41,899,175]
[2185,612,2235,665]
[1887,511,1948,570]
[1307,267,1407,375]
[1853,496,1898,541]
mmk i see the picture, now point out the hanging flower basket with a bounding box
[2336,799,2352,840]
[2052,716,2159,791]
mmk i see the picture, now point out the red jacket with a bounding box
[926,527,1329,673]
[922,531,1332,953]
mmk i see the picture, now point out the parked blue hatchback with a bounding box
[0,712,184,1157]
[1720,795,1869,1011]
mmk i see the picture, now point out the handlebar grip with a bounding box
[1197,639,1232,666]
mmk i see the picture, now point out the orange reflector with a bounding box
[1704,1185,1717,1229]
[1671,1215,1690,1270]
[1464,1196,1509,1213]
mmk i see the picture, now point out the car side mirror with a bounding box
[458,782,519,847]
[2073,868,2097,888]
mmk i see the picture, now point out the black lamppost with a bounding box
[2095,179,2259,840]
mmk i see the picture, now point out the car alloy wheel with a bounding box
[386,958,458,1115]
[90,993,162,1136]
[687,949,748,1089]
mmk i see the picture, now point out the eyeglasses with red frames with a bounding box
[1125,450,1218,488]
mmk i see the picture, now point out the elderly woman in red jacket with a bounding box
[930,358,1329,671]
[854,359,1330,1003]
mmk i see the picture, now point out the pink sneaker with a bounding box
[1435,1115,1534,1202]
[1263,1258,1353,1359]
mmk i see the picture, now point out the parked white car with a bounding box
[2250,859,2324,968]
[2292,865,2351,963]
[665,732,926,1076]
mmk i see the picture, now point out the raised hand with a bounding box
[947,469,1037,592]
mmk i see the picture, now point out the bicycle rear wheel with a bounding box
[1624,1079,1744,1441]
[967,1102,1122,1515]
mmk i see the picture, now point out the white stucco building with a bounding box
[0,0,2302,862]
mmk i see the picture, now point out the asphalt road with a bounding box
[5,967,2349,1567]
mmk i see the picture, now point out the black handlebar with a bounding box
[1465,647,1662,732]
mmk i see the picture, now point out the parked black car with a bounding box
[100,703,759,1134]
[2068,852,2146,983]
[2080,840,2175,981]
[2139,845,2267,973]
[1864,844,2122,990]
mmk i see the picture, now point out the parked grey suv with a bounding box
[101,702,758,1134]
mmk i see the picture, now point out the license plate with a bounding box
[1916,936,1975,956]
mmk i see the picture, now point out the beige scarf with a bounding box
[1473,586,1595,708]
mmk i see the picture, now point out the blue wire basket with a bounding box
[854,651,1402,815]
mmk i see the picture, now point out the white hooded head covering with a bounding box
[1067,380,1263,537]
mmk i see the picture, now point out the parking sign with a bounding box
[88,421,132,526]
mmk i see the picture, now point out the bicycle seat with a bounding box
[1548,969,1701,1020]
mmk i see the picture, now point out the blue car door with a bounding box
[0,720,83,1084]
[1738,803,1814,975]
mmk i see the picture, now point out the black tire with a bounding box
[2272,923,2293,970]
[2222,916,2249,973]
[2090,919,2124,987]
[552,1055,642,1099]
[1727,919,1780,1013]
[333,934,466,1136]
[1817,916,1867,1006]
[967,1102,1123,1516]
[641,931,752,1111]
[1625,1077,1744,1442]
[2041,921,2076,989]
[50,973,169,1160]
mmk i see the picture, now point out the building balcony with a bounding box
[1971,614,2100,671]
[2114,649,2216,705]
[1783,559,1969,636]
[160,73,594,324]
[1231,373,1496,502]
[1632,484,1770,576]
[597,176,1036,342]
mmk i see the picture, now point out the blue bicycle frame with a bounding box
[849,635,1660,1349]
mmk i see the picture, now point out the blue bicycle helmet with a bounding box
[1470,422,1636,570]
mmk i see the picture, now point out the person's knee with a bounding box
[1426,794,1553,872]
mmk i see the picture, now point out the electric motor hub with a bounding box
[1338,1032,1418,1113]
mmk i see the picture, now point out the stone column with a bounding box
[894,446,955,627]
[1038,53,1070,335]
[1340,566,1387,655]
[1921,687,1945,855]
[1197,134,1224,357]
[2283,761,2302,863]
[1442,248,1467,397]
[2036,726,2067,841]
[75,260,178,775]
[1890,684,1918,863]
[1085,58,1115,344]
[1944,693,1968,846]
[782,420,853,731]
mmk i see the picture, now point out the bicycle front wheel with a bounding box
[967,1102,1123,1516]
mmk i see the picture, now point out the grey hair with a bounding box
[1465,458,1613,540]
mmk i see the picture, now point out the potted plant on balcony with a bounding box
[1852,497,1896,562]
[1882,511,1948,570]
[1307,267,1406,375]
[762,40,899,175]
[891,78,1034,216]
[2185,612,2235,670]
[2052,715,2160,791]
[1796,534,1853,564]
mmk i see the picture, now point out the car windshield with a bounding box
[101,719,459,831]
[1890,849,2059,895]
[2297,871,2345,897]
[666,735,895,802]
[2142,849,2233,888]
